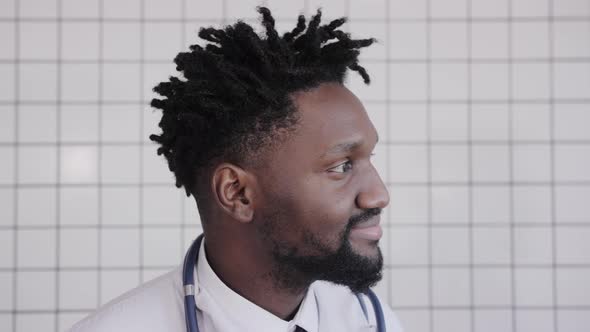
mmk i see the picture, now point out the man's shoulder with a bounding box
[68,267,184,332]
[311,281,405,332]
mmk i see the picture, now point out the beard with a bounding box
[259,207,384,294]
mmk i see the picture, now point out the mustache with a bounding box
[348,208,381,228]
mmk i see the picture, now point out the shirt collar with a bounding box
[194,238,319,332]
[289,284,319,332]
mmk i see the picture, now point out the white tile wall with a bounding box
[60,105,99,142]
[432,309,471,332]
[390,268,430,306]
[389,226,429,265]
[16,271,56,310]
[0,231,14,268]
[61,0,99,19]
[472,22,509,59]
[472,186,511,223]
[58,271,98,309]
[0,272,14,310]
[474,310,513,332]
[18,64,58,101]
[15,314,54,332]
[17,187,57,226]
[102,64,141,101]
[0,65,15,101]
[432,268,471,306]
[2,1,590,331]
[430,145,469,181]
[60,187,99,226]
[389,144,429,182]
[473,268,512,306]
[473,227,512,264]
[430,104,469,141]
[389,186,429,223]
[471,104,510,140]
[0,147,15,185]
[18,106,57,143]
[61,64,100,101]
[431,63,469,100]
[62,22,100,60]
[0,106,15,142]
[101,187,141,225]
[471,0,509,18]
[431,185,470,223]
[388,105,428,141]
[431,227,471,264]
[100,229,140,267]
[516,310,555,332]
[473,64,510,100]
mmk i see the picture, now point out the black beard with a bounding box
[263,208,384,294]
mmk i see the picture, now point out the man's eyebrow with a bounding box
[324,140,363,156]
[322,134,378,157]
[322,135,379,157]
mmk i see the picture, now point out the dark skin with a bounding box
[195,82,390,320]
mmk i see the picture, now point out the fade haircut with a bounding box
[149,6,375,197]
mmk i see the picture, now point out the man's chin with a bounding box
[349,237,381,260]
[335,245,384,294]
[270,231,384,293]
[340,269,383,294]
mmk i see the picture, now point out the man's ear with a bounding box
[211,163,255,223]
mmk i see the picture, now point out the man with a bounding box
[70,6,404,332]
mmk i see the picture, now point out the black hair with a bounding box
[149,6,375,197]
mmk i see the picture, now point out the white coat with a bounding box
[68,239,404,332]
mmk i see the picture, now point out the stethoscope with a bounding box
[182,234,386,332]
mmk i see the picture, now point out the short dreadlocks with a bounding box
[149,6,375,197]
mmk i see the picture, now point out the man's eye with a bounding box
[329,160,353,173]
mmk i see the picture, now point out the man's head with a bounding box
[150,7,388,293]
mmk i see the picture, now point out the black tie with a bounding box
[295,326,307,332]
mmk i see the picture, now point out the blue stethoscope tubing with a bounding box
[182,234,386,332]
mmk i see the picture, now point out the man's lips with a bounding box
[350,216,382,241]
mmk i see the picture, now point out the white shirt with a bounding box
[69,239,404,332]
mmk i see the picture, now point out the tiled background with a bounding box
[1,0,589,331]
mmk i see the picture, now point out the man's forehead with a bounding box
[288,83,377,156]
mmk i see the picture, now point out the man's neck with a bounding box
[203,236,309,320]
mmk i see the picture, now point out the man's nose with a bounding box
[355,165,390,210]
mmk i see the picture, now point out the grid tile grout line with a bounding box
[507,0,518,330]
[4,262,590,273]
[6,57,590,65]
[12,0,19,331]
[0,221,590,230]
[383,0,394,308]
[5,305,590,314]
[54,0,62,329]
[139,0,146,285]
[96,0,104,308]
[425,0,434,331]
[548,0,559,331]
[4,180,590,188]
[6,139,590,146]
[3,16,590,23]
[466,0,475,330]
[180,0,187,262]
[3,98,590,105]
[3,304,590,313]
[5,222,590,231]
[4,304,590,314]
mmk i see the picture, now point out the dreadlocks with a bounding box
[149,6,375,197]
